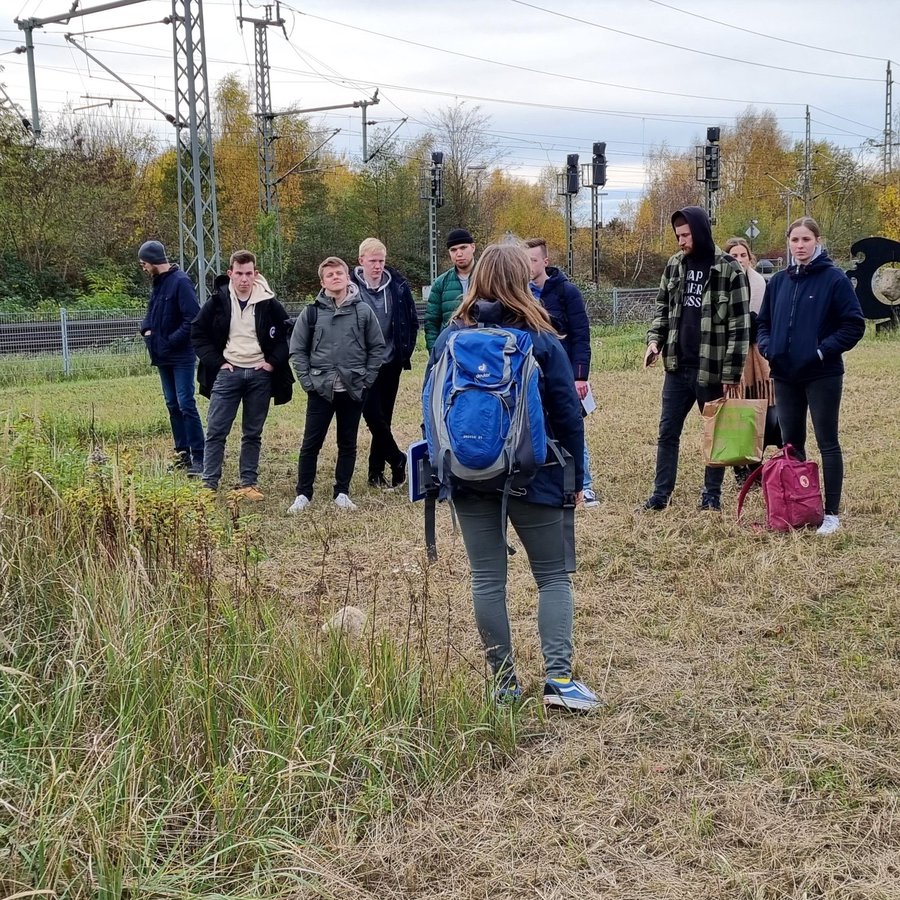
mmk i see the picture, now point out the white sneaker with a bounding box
[582,488,600,508]
[334,493,357,511]
[287,494,310,514]
[816,514,841,536]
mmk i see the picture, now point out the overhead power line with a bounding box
[510,0,883,83]
[6,30,882,135]
[280,4,824,107]
[644,0,892,63]
[4,49,884,145]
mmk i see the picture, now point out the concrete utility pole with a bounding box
[238,2,284,216]
[358,88,378,162]
[15,0,147,138]
[171,0,221,302]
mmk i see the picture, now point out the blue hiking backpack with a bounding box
[422,325,576,568]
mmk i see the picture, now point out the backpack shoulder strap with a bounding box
[305,302,318,353]
[424,491,438,564]
[546,441,577,573]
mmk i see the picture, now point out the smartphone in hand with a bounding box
[644,345,660,368]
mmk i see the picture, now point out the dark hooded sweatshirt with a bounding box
[647,208,750,386]
[673,206,715,369]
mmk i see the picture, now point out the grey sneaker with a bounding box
[582,488,600,508]
[334,493,357,511]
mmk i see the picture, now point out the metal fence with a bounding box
[584,287,657,325]
[0,308,150,384]
[413,287,657,330]
[0,289,657,385]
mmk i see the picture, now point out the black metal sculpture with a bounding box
[845,236,900,330]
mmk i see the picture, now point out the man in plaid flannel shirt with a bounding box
[642,206,750,512]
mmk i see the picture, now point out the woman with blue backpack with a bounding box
[423,242,600,712]
[756,217,865,536]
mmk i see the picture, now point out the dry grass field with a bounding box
[2,328,899,899]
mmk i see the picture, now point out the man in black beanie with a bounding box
[138,240,205,475]
[424,227,476,350]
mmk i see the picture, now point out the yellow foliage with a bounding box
[482,172,565,253]
[877,183,900,241]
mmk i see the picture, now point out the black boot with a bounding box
[390,456,407,488]
[169,448,191,471]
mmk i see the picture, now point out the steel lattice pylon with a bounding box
[254,21,276,213]
[885,61,893,180]
[172,0,221,303]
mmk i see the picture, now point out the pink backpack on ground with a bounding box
[736,444,825,532]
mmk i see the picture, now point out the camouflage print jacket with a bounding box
[647,249,750,386]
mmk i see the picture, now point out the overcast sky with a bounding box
[2,0,897,216]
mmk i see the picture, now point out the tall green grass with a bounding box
[0,420,520,899]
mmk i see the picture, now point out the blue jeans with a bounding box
[454,495,574,682]
[651,367,725,503]
[157,364,205,463]
[202,366,273,489]
[583,442,593,491]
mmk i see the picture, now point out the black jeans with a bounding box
[774,375,844,515]
[202,366,272,489]
[651,367,725,503]
[362,361,405,477]
[296,390,365,500]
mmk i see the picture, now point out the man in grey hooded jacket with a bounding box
[288,256,385,512]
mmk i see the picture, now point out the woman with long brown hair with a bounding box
[424,242,599,711]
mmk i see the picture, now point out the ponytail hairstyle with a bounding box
[453,242,555,333]
[787,216,821,239]
[723,236,757,266]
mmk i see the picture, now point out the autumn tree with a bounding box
[479,169,566,251]
[0,107,158,304]
[636,142,703,254]
[427,103,501,240]
[212,74,259,255]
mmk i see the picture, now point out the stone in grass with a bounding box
[321,605,367,640]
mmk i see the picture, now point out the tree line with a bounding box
[1,76,898,312]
